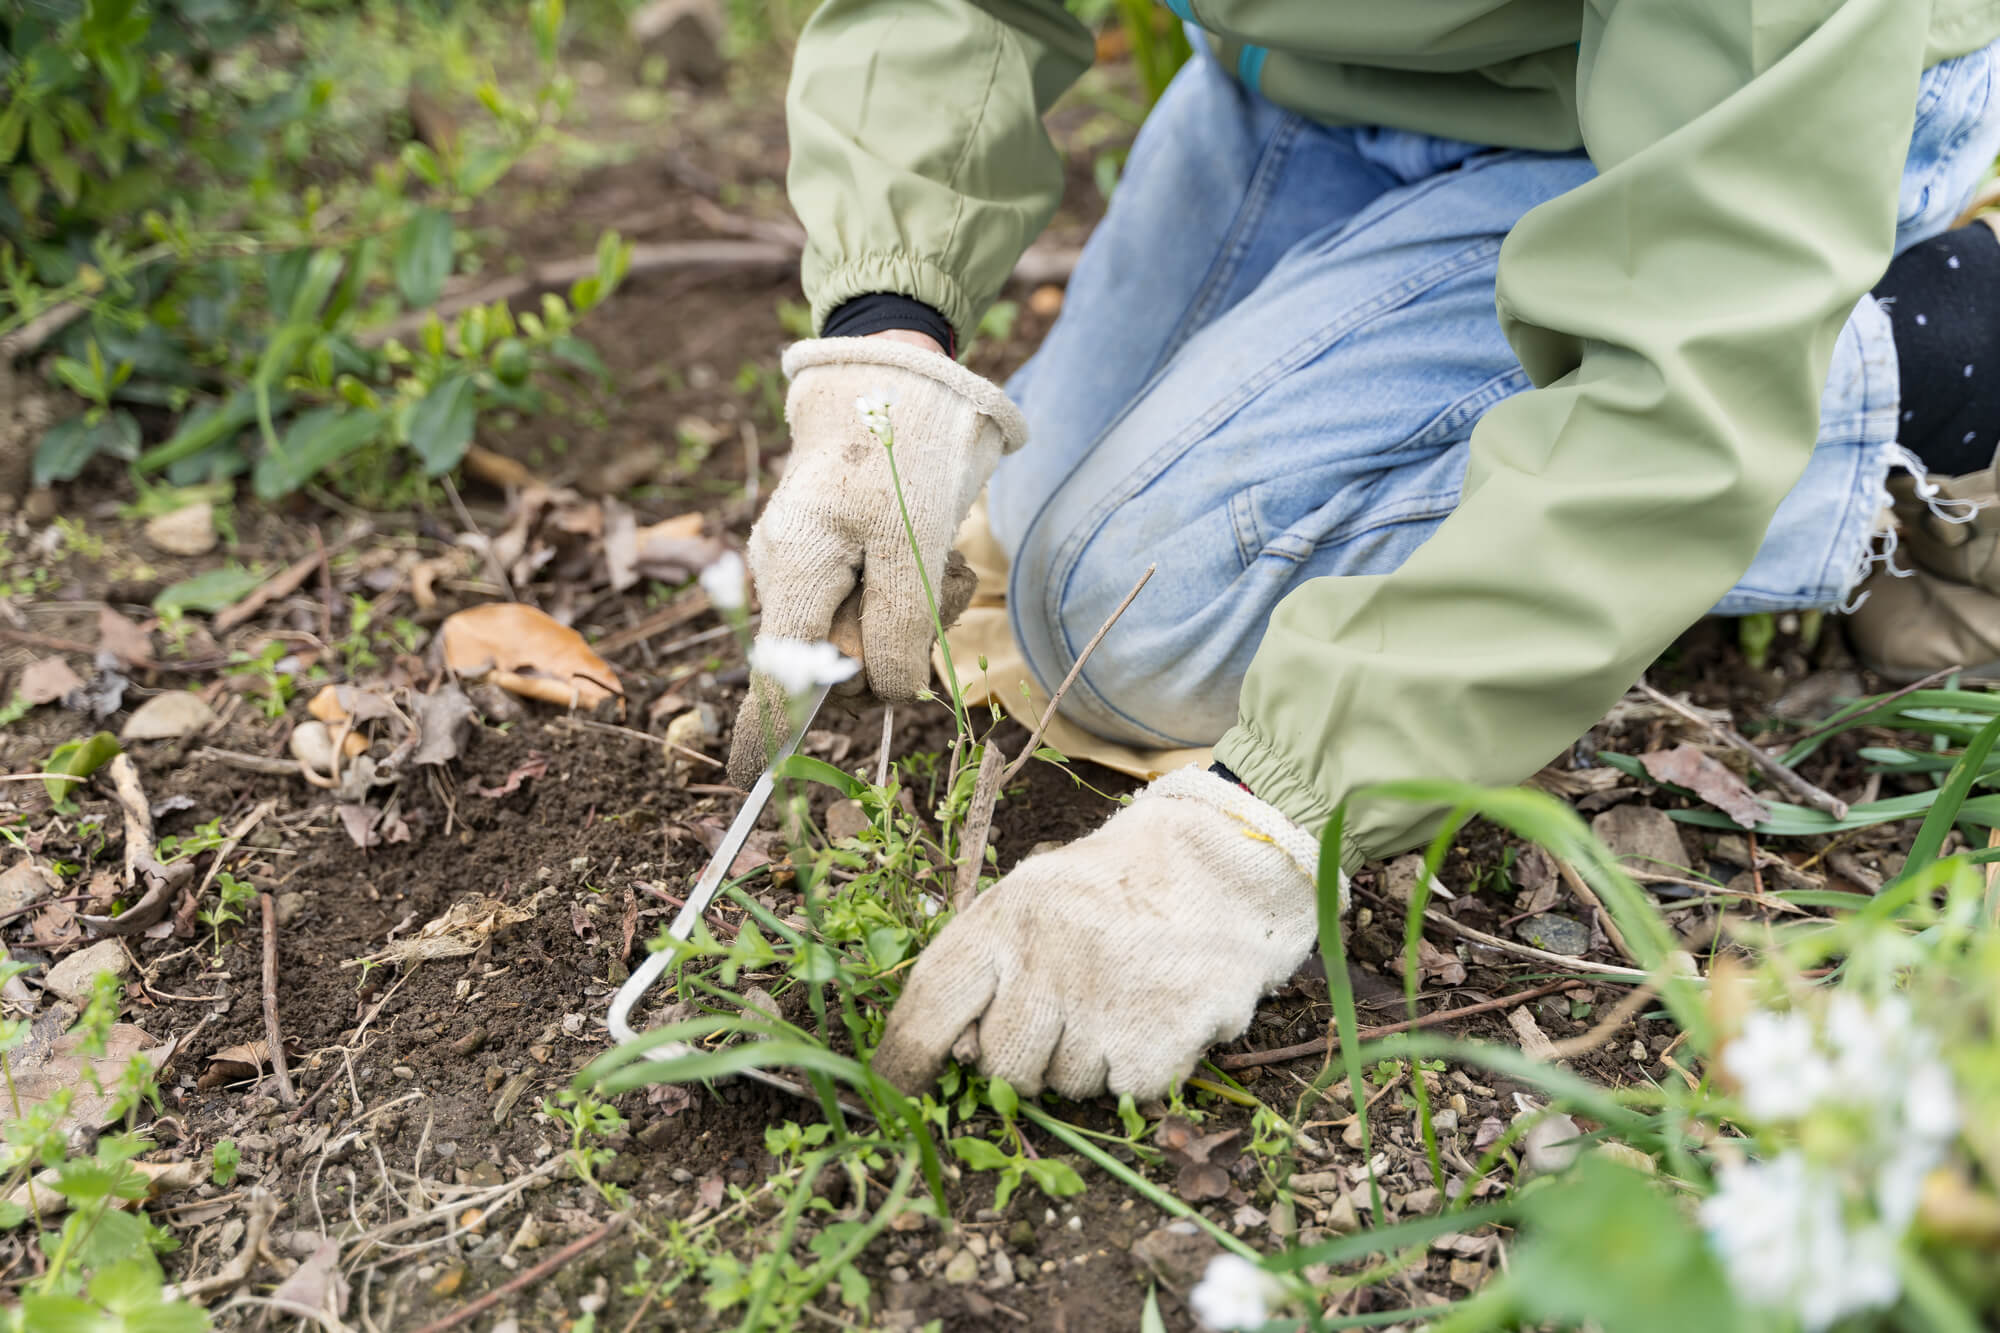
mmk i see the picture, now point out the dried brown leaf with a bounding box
[440,603,621,709]
[357,891,550,966]
[97,607,154,668]
[18,655,83,706]
[472,756,549,798]
[1176,1160,1231,1202]
[408,683,478,765]
[1639,743,1772,829]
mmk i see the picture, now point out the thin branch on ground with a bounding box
[1546,984,1661,1060]
[1420,906,1670,982]
[404,1214,627,1333]
[1213,979,1582,1071]
[592,589,712,656]
[997,563,1156,787]
[260,892,299,1106]
[1777,663,1963,752]
[1635,678,1848,819]
[163,1189,278,1301]
[1555,857,1640,966]
[952,741,1005,912]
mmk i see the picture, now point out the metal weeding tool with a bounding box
[606,681,866,1113]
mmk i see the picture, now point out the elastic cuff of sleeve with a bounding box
[823,293,956,357]
[781,337,1029,453]
[1211,723,1367,875]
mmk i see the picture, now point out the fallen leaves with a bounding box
[1157,1116,1245,1203]
[11,1013,162,1134]
[471,756,549,798]
[351,890,553,967]
[440,602,622,709]
[1639,743,1772,829]
[18,655,83,707]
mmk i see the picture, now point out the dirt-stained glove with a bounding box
[872,767,1344,1100]
[727,339,1025,788]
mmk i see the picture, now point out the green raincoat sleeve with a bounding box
[1214,0,1934,864]
[785,0,1094,343]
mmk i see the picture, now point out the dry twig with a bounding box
[951,741,1005,912]
[1555,857,1639,966]
[1213,978,1582,1071]
[404,1215,626,1333]
[996,563,1156,787]
[260,892,298,1106]
[163,1189,278,1301]
[1635,679,1848,819]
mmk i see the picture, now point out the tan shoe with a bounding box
[1845,448,2000,681]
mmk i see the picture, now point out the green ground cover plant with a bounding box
[3,0,628,501]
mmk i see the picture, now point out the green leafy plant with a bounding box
[197,871,257,962]
[4,0,629,499]
[0,973,206,1333]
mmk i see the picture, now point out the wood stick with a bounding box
[1778,664,1964,752]
[1555,857,1640,966]
[1214,979,1581,1071]
[1635,679,1849,819]
[997,564,1155,787]
[951,741,1005,912]
[1420,907,1669,982]
[591,590,713,657]
[259,893,298,1107]
[406,1214,625,1333]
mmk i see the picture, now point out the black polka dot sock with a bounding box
[1875,220,2000,477]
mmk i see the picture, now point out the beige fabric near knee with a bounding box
[936,495,1214,780]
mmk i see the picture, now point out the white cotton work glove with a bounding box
[872,767,1345,1100]
[730,338,1026,786]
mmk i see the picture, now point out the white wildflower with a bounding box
[855,391,896,446]
[1723,1009,1836,1122]
[1702,1153,1901,1331]
[1188,1254,1281,1332]
[698,550,748,612]
[749,636,860,697]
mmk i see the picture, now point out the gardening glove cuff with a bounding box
[872,766,1345,1101]
[730,340,1022,786]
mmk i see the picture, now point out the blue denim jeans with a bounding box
[989,39,2000,749]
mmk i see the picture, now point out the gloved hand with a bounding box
[872,767,1343,1100]
[728,338,1025,787]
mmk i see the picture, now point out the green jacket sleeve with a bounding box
[786,0,1094,344]
[1214,0,1932,866]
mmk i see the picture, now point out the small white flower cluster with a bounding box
[749,635,859,697]
[699,550,748,612]
[855,391,896,446]
[1188,1253,1282,1331]
[1702,994,1958,1330]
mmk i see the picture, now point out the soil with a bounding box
[0,20,1927,1333]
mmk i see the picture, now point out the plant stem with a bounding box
[1020,1102,1259,1262]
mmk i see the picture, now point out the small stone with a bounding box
[943,1248,981,1284]
[466,1161,505,1189]
[45,939,129,1004]
[889,1267,910,1284]
[508,1214,543,1253]
[1318,1193,1356,1234]
[453,1028,488,1056]
[1341,1121,1365,1150]
[1399,1187,1442,1214]
[121,691,216,742]
[392,1065,416,1080]
[430,1265,466,1299]
[1432,1109,1459,1134]
[1006,1218,1036,1252]
[1514,913,1591,957]
[990,1249,1015,1285]
[144,501,217,556]
[963,1233,988,1258]
[274,892,306,928]
[485,1065,507,1092]
[1448,1258,1489,1290]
